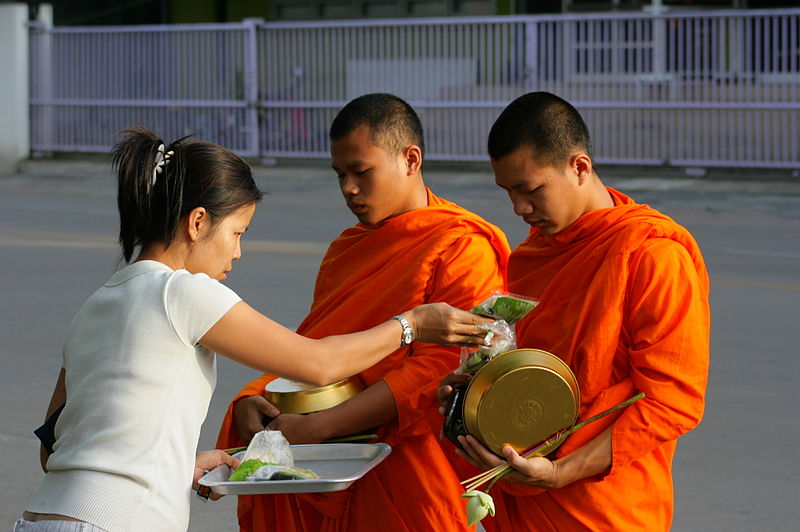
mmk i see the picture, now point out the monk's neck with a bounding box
[377,178,429,224]
[585,178,614,211]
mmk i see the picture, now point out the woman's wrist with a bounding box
[401,310,418,341]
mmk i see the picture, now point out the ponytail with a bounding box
[112,125,262,263]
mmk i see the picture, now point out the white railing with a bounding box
[29,9,800,168]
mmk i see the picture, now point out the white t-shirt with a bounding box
[27,261,241,531]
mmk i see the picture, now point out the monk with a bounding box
[216,93,510,531]
[440,92,710,531]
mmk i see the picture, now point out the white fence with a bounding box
[29,9,800,168]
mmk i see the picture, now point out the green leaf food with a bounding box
[229,459,272,481]
[471,295,536,324]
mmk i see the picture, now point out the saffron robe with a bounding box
[217,189,510,532]
[486,187,710,532]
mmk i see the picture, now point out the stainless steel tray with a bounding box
[199,443,391,495]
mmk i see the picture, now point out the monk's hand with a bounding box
[437,371,472,416]
[267,412,327,444]
[406,303,495,347]
[193,450,240,501]
[457,436,561,490]
[232,395,281,444]
[498,445,562,490]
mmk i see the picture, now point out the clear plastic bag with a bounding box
[458,319,516,374]
[456,292,539,374]
[469,292,539,325]
[241,429,293,466]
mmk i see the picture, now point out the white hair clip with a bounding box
[152,143,175,187]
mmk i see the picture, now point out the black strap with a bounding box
[34,404,65,455]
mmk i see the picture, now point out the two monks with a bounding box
[442,92,711,531]
[216,93,510,531]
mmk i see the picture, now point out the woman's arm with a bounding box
[39,367,66,473]
[201,301,488,387]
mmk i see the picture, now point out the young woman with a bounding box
[16,127,490,532]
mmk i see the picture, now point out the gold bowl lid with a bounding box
[463,349,580,456]
[264,377,364,414]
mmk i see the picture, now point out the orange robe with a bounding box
[486,187,710,532]
[217,188,510,532]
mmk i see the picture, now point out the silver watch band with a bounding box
[392,315,414,347]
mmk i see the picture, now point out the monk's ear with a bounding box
[403,145,422,176]
[572,153,593,185]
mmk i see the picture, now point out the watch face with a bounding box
[402,329,413,345]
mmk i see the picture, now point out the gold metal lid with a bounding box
[264,377,365,414]
[463,349,579,456]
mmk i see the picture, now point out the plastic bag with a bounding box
[241,429,293,467]
[470,292,539,325]
[458,319,516,374]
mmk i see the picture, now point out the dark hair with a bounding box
[488,92,592,166]
[329,93,425,156]
[112,125,262,263]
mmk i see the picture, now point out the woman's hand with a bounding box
[406,303,494,347]
[193,450,240,501]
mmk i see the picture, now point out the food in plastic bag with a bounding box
[228,429,320,482]
[470,294,538,325]
[458,320,516,374]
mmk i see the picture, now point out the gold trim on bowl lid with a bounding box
[463,349,580,456]
[264,377,365,414]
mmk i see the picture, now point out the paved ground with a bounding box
[1,159,799,531]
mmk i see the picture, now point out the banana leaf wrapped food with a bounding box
[470,294,538,325]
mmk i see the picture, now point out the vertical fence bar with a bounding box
[242,20,259,156]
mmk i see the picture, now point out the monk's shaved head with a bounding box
[330,93,425,156]
[488,92,592,166]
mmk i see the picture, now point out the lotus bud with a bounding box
[462,490,495,526]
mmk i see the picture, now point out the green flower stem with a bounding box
[483,392,645,493]
[324,433,378,443]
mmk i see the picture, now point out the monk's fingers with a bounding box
[440,371,471,388]
[458,435,505,470]
[501,446,560,488]
[436,385,453,412]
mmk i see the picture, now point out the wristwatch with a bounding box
[392,315,414,347]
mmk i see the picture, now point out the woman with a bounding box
[16,127,490,531]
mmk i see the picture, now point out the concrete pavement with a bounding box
[1,159,799,531]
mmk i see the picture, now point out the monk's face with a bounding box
[492,147,592,235]
[331,124,422,225]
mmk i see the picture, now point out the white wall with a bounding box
[0,3,51,175]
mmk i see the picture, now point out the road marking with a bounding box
[0,229,327,255]
[713,279,800,291]
[722,248,800,260]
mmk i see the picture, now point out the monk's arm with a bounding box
[383,234,508,434]
[610,238,710,470]
[268,380,397,443]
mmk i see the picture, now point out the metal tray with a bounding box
[199,443,391,495]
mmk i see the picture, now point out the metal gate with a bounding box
[29,9,800,168]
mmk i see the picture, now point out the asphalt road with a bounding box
[1,160,799,531]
